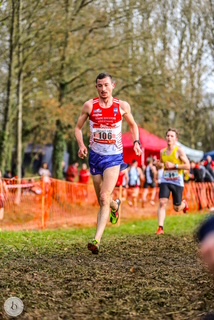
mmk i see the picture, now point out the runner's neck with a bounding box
[166,145,177,154]
[99,97,113,108]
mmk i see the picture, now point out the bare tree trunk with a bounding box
[0,0,16,173]
[15,0,23,204]
[52,0,70,179]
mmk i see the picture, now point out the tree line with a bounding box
[0,0,213,178]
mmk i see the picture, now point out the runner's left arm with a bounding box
[121,101,142,157]
[178,148,190,170]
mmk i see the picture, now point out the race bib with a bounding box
[93,127,116,144]
[163,170,179,181]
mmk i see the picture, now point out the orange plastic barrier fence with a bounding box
[2,178,99,230]
[1,179,214,231]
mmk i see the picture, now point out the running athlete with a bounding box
[75,73,142,253]
[155,128,190,235]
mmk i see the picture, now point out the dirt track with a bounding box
[1,235,214,320]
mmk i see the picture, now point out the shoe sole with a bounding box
[183,200,189,214]
[88,243,99,254]
[110,213,119,224]
[110,200,121,224]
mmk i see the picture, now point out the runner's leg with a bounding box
[158,198,168,227]
[93,166,120,242]
[158,183,170,228]
[171,185,186,212]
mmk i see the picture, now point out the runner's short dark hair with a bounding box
[95,73,113,83]
[166,128,179,138]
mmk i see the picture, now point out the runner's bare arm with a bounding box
[120,100,142,156]
[75,100,92,159]
[152,165,157,176]
[178,148,190,170]
[138,167,144,181]
[125,169,129,187]
[155,150,164,169]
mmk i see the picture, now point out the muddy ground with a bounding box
[1,235,214,320]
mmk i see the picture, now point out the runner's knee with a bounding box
[174,204,181,212]
[99,191,111,206]
[159,199,168,208]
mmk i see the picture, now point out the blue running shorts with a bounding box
[89,150,128,176]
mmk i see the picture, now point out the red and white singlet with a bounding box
[89,97,123,155]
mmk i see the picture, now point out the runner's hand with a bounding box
[78,146,88,159]
[133,144,142,156]
[165,161,175,169]
[155,160,163,169]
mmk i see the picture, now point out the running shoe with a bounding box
[88,239,99,254]
[156,227,164,235]
[110,199,121,224]
[183,199,189,214]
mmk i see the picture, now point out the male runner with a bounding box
[156,128,190,235]
[75,73,142,253]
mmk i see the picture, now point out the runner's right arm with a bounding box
[75,100,92,159]
[155,150,164,170]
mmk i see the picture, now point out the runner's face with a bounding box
[166,131,177,146]
[96,77,115,99]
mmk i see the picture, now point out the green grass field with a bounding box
[0,213,207,248]
[0,213,214,320]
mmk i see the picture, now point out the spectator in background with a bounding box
[3,170,12,179]
[204,155,214,179]
[190,161,204,182]
[38,162,51,182]
[200,160,214,211]
[61,161,67,180]
[116,168,129,189]
[127,160,144,209]
[190,161,204,210]
[115,168,129,201]
[142,158,157,206]
[200,160,214,183]
[33,153,43,174]
[79,163,90,184]
[66,162,79,182]
[38,162,52,194]
[0,169,8,221]
[12,160,25,178]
